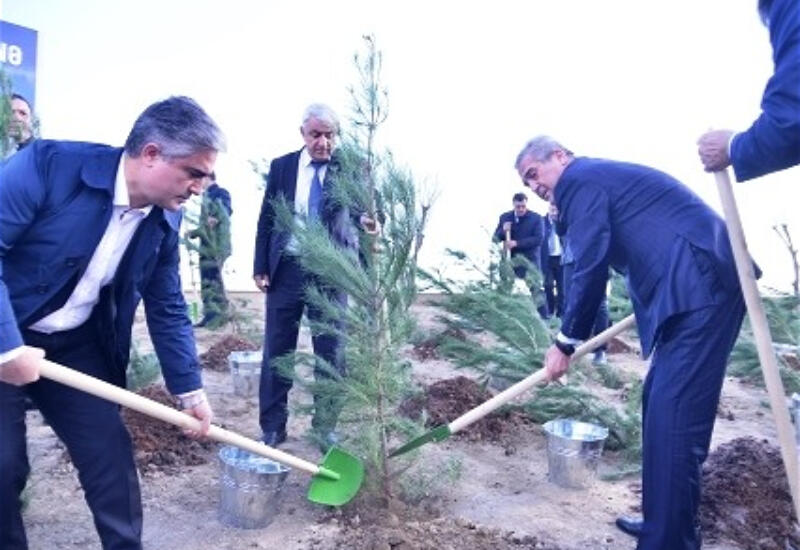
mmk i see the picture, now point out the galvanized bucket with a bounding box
[227,350,262,397]
[218,445,290,529]
[543,419,608,489]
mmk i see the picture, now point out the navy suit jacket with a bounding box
[731,0,800,181]
[253,149,359,287]
[555,157,742,357]
[493,210,543,269]
[0,141,202,394]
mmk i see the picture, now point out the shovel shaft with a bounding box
[38,360,323,477]
[448,314,636,434]
[713,169,800,520]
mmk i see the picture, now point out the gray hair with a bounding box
[514,135,574,170]
[301,103,340,134]
[124,96,226,158]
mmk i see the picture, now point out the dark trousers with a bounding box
[199,259,227,322]
[259,256,346,435]
[637,288,745,550]
[513,265,547,320]
[562,263,610,351]
[542,255,564,317]
[0,323,142,550]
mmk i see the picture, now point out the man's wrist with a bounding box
[554,332,581,356]
[175,389,207,409]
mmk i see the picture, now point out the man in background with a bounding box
[493,192,545,313]
[253,103,377,451]
[188,179,232,328]
[4,93,35,157]
[540,205,564,318]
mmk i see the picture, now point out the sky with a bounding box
[2,0,799,293]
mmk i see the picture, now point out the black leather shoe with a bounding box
[615,517,644,538]
[262,429,287,447]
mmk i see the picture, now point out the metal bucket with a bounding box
[218,445,290,529]
[543,419,608,489]
[228,350,262,397]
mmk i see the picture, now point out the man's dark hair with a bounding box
[10,93,31,110]
[512,192,527,203]
[124,96,225,158]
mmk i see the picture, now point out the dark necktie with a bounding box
[308,160,327,219]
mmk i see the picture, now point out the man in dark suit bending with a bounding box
[0,96,221,549]
[516,135,746,550]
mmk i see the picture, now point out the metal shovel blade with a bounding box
[307,447,365,506]
[388,424,452,458]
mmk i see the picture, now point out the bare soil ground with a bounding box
[19,293,794,549]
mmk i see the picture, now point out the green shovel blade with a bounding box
[388,424,452,458]
[307,447,364,506]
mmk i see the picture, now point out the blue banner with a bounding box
[0,21,38,108]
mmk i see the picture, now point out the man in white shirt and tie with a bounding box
[253,104,377,452]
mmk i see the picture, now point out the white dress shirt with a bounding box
[294,147,328,216]
[286,148,328,254]
[548,224,562,256]
[0,156,151,364]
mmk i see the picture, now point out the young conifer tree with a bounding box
[274,35,432,503]
[422,247,643,462]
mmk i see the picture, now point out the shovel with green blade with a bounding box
[389,313,636,458]
[38,359,364,506]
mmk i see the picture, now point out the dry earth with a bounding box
[19,293,788,549]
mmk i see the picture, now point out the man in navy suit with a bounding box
[516,136,746,550]
[253,104,377,451]
[0,96,223,550]
[493,192,544,310]
[697,0,799,179]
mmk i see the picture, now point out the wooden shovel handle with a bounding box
[713,169,800,519]
[38,360,322,476]
[448,314,636,433]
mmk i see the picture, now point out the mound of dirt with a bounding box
[607,336,636,355]
[122,385,216,474]
[315,500,565,550]
[699,437,799,549]
[328,516,563,550]
[411,327,467,361]
[199,334,259,371]
[399,376,532,443]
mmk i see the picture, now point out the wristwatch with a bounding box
[175,389,207,410]
[554,339,576,356]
